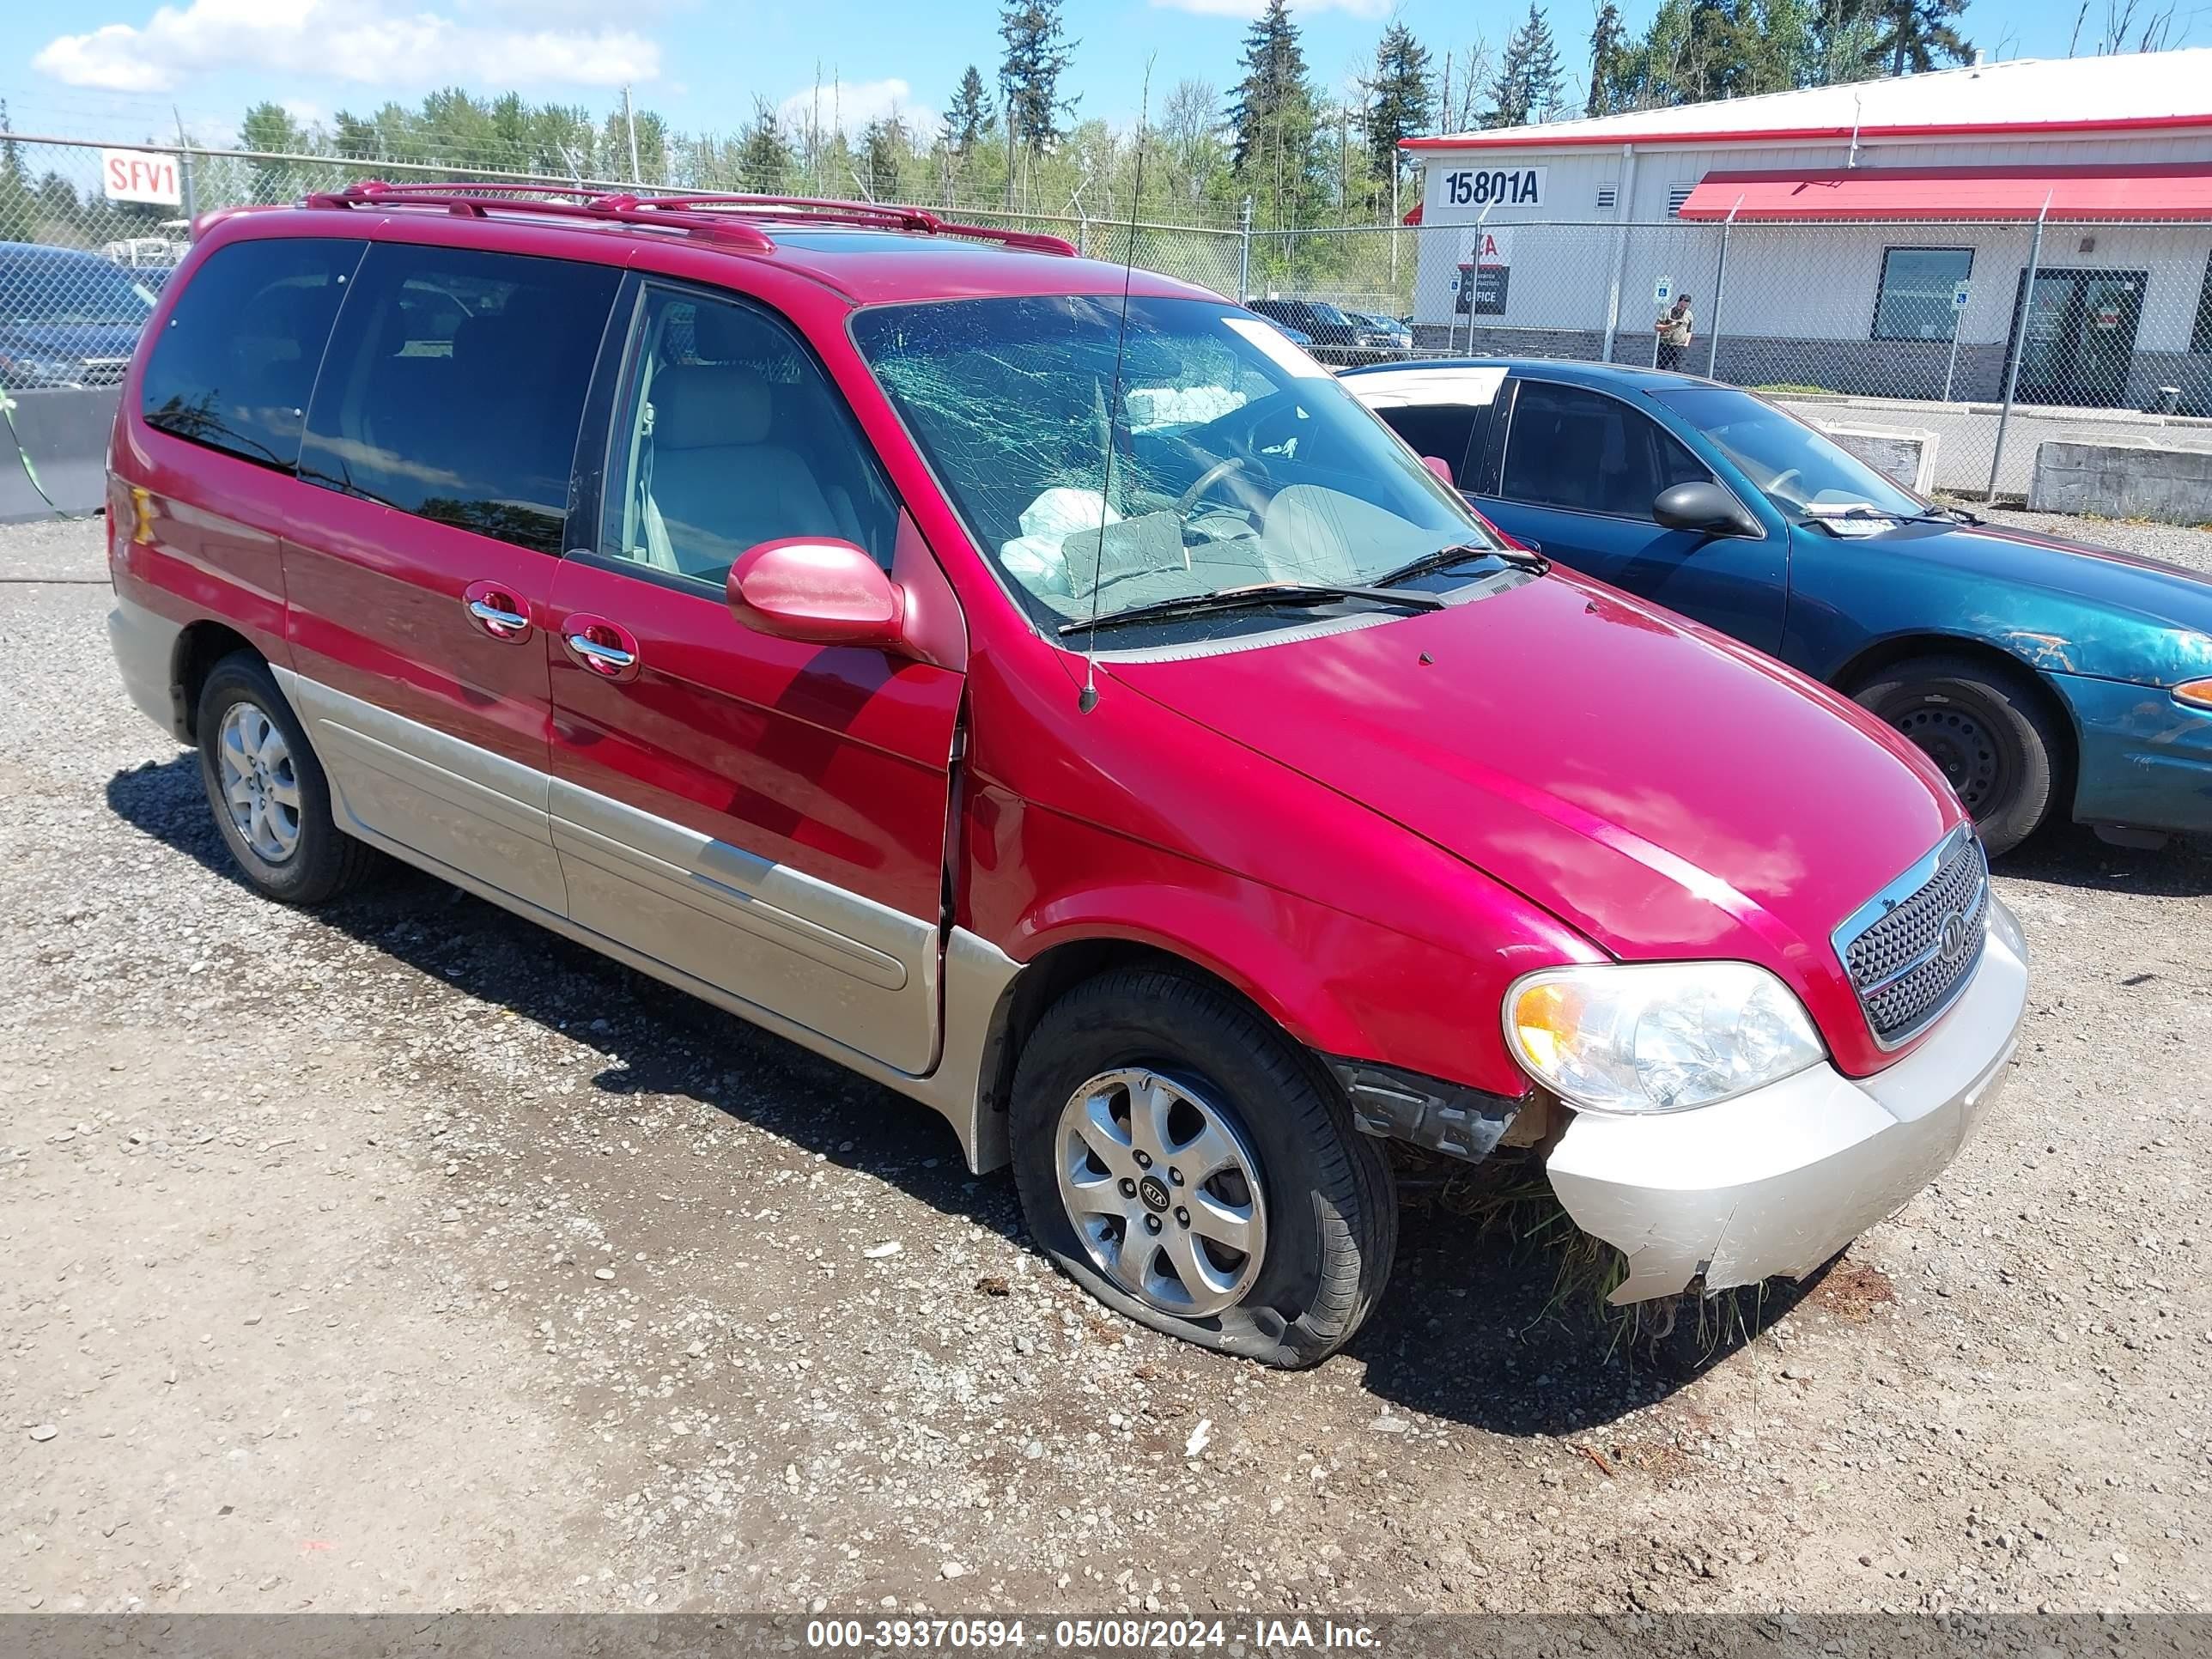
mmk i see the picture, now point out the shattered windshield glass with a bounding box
[851,295,1498,632]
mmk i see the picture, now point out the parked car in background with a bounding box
[0,241,158,388]
[1346,358,2212,856]
[1244,297,1408,366]
[1249,310,1316,349]
[107,190,2025,1366]
[1345,308,1413,355]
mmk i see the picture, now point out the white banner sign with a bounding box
[100,149,182,207]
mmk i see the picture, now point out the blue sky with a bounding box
[0,0,2168,151]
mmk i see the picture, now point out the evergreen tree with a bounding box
[1586,2,1631,114]
[1875,0,1972,73]
[1486,3,1564,125]
[1362,22,1433,175]
[1228,0,1315,183]
[943,66,995,153]
[735,99,795,191]
[861,112,910,200]
[999,0,1078,153]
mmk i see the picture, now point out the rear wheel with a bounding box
[196,653,375,905]
[1010,968,1395,1368]
[1852,653,2063,857]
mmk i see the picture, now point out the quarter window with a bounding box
[1499,380,1706,520]
[1873,246,1972,343]
[598,287,897,586]
[299,244,620,556]
[140,237,365,471]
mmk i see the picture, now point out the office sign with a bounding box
[1455,226,1513,316]
[100,149,182,206]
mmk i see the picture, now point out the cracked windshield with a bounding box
[853,295,1505,635]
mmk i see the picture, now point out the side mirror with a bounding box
[727,538,909,649]
[1420,454,1457,486]
[1654,481,1759,538]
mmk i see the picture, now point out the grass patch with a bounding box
[1396,1147,1778,1364]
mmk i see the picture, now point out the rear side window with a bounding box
[1373,404,1486,485]
[300,244,620,556]
[140,238,365,471]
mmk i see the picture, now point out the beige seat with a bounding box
[642,364,842,580]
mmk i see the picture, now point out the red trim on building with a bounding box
[1677,161,2212,220]
[1398,111,2212,151]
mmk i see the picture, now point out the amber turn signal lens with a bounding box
[2176,678,2212,711]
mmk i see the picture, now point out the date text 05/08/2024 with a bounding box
[805,1618,1382,1650]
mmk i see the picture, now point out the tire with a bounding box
[195,651,375,905]
[1852,653,2065,858]
[1009,968,1396,1369]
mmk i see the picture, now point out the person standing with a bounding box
[1655,293,1695,373]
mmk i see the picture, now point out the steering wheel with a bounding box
[1175,454,1252,515]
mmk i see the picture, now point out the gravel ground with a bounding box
[3,513,2209,1619]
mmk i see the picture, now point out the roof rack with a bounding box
[301,180,1078,258]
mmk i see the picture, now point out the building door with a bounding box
[2008,267,2146,408]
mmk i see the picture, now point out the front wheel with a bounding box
[1010,969,1395,1368]
[1852,653,2063,858]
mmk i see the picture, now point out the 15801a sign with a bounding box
[1441,165,1546,210]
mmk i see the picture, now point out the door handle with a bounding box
[565,633,635,670]
[559,612,641,682]
[461,580,532,641]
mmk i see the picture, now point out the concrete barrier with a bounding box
[1820,422,1940,495]
[2027,437,2212,524]
[0,386,119,522]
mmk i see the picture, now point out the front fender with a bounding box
[964,781,1600,1103]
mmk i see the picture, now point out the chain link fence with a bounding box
[1249,216,2212,499]
[11,127,2212,503]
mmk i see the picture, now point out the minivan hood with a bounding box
[1104,571,1960,1071]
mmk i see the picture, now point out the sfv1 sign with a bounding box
[100,149,182,207]
[1440,165,1546,212]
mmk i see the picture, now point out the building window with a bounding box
[1873,246,1973,343]
[2193,252,2212,355]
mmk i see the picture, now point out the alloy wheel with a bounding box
[216,699,303,863]
[1054,1068,1267,1319]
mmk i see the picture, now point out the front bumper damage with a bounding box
[1546,896,2029,1305]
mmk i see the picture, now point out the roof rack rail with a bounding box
[301,180,1078,257]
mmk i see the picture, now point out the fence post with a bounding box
[1235,196,1253,302]
[1986,198,2050,504]
[173,111,197,222]
[1078,215,1090,258]
[1705,196,1741,381]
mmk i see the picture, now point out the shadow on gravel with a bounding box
[112,750,1770,1437]
[2001,817,2212,899]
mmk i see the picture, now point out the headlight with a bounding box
[2176,678,2212,711]
[1503,961,1825,1115]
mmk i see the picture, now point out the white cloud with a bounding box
[33,0,660,94]
[777,77,939,142]
[1149,0,1389,16]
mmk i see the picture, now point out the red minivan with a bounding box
[106,185,2028,1365]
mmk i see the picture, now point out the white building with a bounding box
[1401,51,2212,410]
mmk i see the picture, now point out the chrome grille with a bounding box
[1834,827,1989,1047]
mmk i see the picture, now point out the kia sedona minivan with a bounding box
[106,185,2028,1366]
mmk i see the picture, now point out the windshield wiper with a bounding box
[1374,539,1542,587]
[1057,580,1445,636]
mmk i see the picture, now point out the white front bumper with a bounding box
[1546,896,2029,1304]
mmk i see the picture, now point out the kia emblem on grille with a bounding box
[1937,908,1971,963]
